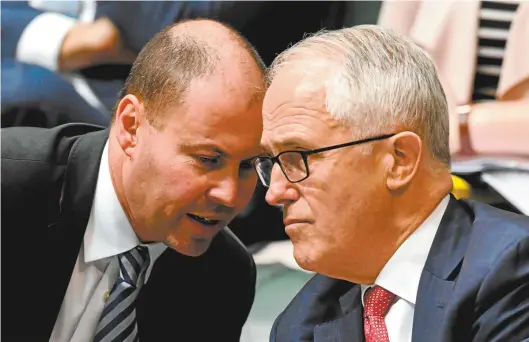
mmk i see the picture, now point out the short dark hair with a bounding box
[113,20,266,129]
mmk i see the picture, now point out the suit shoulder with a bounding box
[209,227,255,271]
[281,273,352,310]
[465,200,529,247]
[1,124,107,216]
[274,274,353,329]
[458,200,529,280]
[202,228,257,316]
[1,123,104,164]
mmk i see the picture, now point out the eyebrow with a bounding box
[181,143,229,158]
[182,143,263,163]
[261,139,312,153]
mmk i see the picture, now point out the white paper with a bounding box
[481,171,529,215]
[251,240,313,273]
[452,156,529,175]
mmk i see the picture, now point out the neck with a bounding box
[347,169,452,285]
[108,129,135,232]
[391,180,451,247]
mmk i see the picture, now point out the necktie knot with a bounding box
[95,245,150,342]
[364,285,396,318]
[118,245,150,287]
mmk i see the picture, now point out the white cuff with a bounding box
[79,0,97,23]
[16,13,76,72]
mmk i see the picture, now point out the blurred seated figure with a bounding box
[52,1,345,71]
[1,59,110,128]
[378,0,529,158]
[1,1,126,126]
[2,1,344,129]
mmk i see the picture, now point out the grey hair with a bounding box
[268,25,451,166]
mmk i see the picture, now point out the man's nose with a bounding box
[207,173,239,208]
[265,164,297,206]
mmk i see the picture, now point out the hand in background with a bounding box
[468,100,529,156]
[58,17,136,72]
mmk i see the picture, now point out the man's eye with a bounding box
[239,161,254,175]
[198,156,220,165]
[240,160,254,170]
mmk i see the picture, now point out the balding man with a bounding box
[2,19,265,341]
[254,25,529,341]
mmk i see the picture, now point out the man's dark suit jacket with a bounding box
[270,196,529,342]
[1,124,256,341]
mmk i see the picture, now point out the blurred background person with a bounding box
[1,1,343,129]
[378,0,529,157]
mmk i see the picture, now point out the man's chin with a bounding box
[165,236,213,257]
[292,242,321,273]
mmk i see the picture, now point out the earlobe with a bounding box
[386,132,422,192]
[114,95,142,158]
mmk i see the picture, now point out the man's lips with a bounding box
[283,217,309,226]
[186,213,221,226]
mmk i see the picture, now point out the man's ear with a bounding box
[114,94,143,158]
[385,132,422,192]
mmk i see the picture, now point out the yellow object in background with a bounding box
[451,175,472,199]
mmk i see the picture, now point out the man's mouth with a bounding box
[186,213,220,226]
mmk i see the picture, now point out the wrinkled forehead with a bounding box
[261,68,348,152]
[264,64,327,114]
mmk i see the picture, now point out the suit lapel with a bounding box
[314,286,365,342]
[44,128,109,335]
[412,196,472,342]
[412,271,456,342]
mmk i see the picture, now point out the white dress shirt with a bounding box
[50,142,167,342]
[360,195,450,342]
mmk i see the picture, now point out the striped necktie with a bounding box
[94,246,150,342]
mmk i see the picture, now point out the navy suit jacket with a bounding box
[270,197,529,342]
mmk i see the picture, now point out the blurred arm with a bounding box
[468,100,529,156]
[16,12,77,71]
[8,0,134,72]
[57,17,136,71]
[377,0,422,35]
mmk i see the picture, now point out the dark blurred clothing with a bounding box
[1,59,110,128]
[97,1,346,66]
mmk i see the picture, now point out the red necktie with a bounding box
[363,285,397,342]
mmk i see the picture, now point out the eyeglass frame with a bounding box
[253,133,397,186]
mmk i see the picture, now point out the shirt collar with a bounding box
[84,142,166,263]
[361,195,450,305]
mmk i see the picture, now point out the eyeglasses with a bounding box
[253,133,396,187]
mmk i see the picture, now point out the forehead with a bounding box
[262,67,348,150]
[164,74,264,157]
[264,66,323,111]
